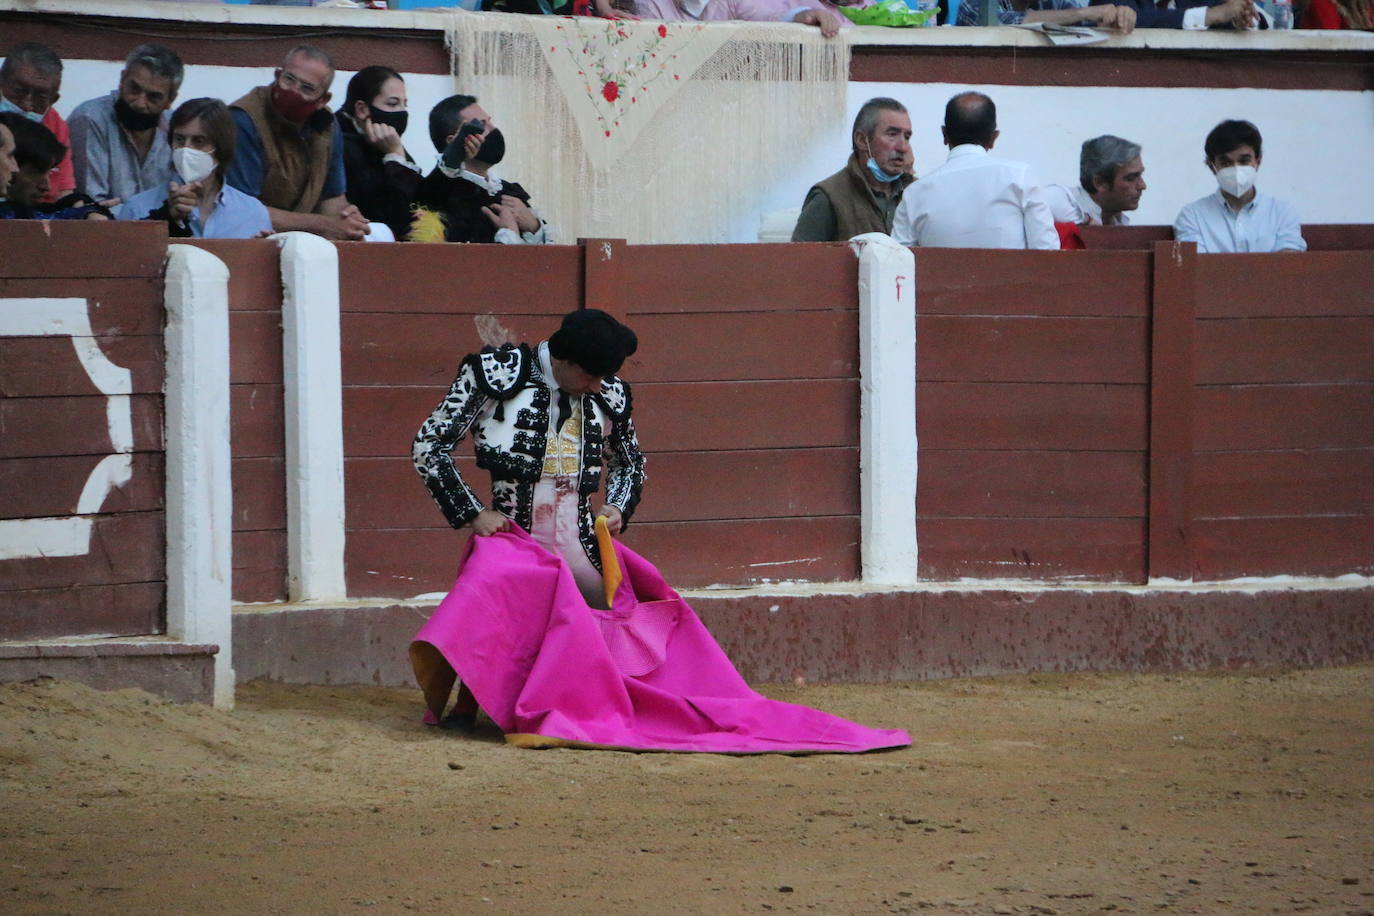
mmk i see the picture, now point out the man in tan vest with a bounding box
[226,45,367,240]
[791,97,914,243]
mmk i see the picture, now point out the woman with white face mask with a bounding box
[116,97,272,239]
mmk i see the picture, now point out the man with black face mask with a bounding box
[68,44,182,207]
[225,44,368,241]
[410,94,551,245]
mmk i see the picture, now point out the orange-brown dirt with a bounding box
[2,666,1372,915]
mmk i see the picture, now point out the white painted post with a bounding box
[852,233,919,586]
[164,245,235,709]
[274,232,348,603]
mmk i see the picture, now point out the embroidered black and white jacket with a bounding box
[412,342,646,570]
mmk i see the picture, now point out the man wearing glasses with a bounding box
[226,44,368,241]
[0,42,75,202]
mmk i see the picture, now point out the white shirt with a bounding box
[1043,183,1131,226]
[1173,190,1306,253]
[892,144,1058,250]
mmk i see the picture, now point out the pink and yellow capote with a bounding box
[410,524,911,754]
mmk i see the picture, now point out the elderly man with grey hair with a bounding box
[1044,135,1147,227]
[792,96,914,242]
[0,42,73,201]
[68,44,184,205]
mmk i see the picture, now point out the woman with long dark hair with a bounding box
[337,65,419,241]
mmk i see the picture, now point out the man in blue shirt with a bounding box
[1174,119,1305,254]
[225,44,367,241]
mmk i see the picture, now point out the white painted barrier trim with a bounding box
[852,233,919,587]
[0,297,133,561]
[274,232,348,603]
[164,244,235,709]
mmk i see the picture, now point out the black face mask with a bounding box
[367,105,408,137]
[474,128,505,167]
[113,96,162,133]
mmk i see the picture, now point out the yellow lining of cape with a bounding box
[502,733,900,756]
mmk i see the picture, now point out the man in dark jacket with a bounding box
[792,97,914,242]
[410,94,551,245]
[0,113,109,221]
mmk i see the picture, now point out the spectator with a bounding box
[792,97,914,242]
[1301,0,1370,27]
[1173,119,1305,253]
[1044,135,1145,227]
[892,92,1057,250]
[0,118,17,198]
[116,98,272,240]
[337,66,420,242]
[954,0,1254,28]
[702,0,863,35]
[411,94,552,245]
[226,45,367,241]
[0,42,75,201]
[0,112,109,220]
[68,44,183,206]
[635,0,709,18]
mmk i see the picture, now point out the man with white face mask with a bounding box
[116,98,271,239]
[1173,119,1305,253]
[792,97,915,242]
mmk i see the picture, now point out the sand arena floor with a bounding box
[2,666,1372,915]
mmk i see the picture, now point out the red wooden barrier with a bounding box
[0,222,168,640]
[1192,251,1374,579]
[335,240,863,596]
[187,240,288,604]
[914,249,1152,582]
[1080,224,1374,251]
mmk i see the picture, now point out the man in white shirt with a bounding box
[1173,119,1305,254]
[892,92,1057,251]
[1044,135,1146,228]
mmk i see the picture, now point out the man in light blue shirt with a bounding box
[116,97,271,239]
[68,44,181,205]
[1173,119,1305,254]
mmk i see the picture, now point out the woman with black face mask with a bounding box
[337,65,420,241]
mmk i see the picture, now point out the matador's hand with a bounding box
[598,505,624,536]
[470,509,511,536]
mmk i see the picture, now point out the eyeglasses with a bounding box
[278,70,323,100]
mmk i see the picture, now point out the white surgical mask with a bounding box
[1214,164,1257,199]
[172,147,216,185]
[0,97,44,122]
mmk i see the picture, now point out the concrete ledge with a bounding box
[233,585,1374,687]
[0,640,219,704]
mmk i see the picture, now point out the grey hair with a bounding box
[1,42,63,80]
[283,44,336,76]
[125,44,184,92]
[851,97,907,155]
[1080,135,1142,194]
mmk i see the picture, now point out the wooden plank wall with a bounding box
[187,240,289,604]
[334,241,861,596]
[337,244,581,598]
[1081,223,1374,252]
[611,242,863,586]
[1192,250,1374,578]
[913,249,1153,582]
[0,222,168,640]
